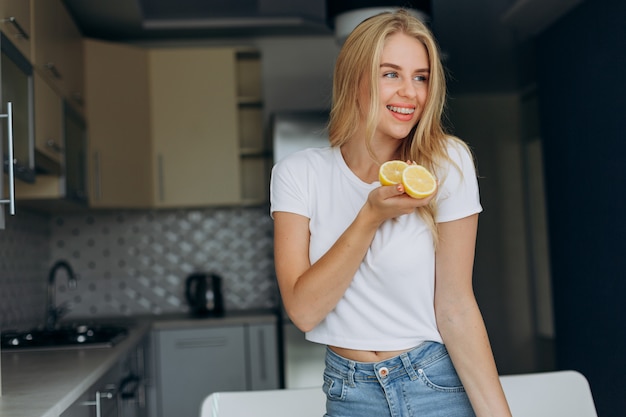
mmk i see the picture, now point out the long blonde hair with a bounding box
[328,9,470,243]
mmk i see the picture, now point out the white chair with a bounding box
[201,387,325,417]
[500,370,597,416]
[201,370,597,417]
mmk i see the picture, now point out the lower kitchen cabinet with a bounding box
[247,323,281,390]
[61,363,120,417]
[154,322,279,417]
[61,334,151,417]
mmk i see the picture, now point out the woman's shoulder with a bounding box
[441,136,475,166]
[443,136,471,156]
[274,146,335,168]
[432,136,477,179]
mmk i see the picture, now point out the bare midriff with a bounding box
[329,345,412,363]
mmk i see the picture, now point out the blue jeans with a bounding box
[322,342,475,417]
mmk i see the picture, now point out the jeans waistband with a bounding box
[324,341,448,385]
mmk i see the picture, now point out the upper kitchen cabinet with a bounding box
[236,50,268,205]
[33,72,63,168]
[149,47,241,207]
[83,39,153,209]
[12,72,65,201]
[31,0,84,114]
[0,29,35,229]
[0,0,32,61]
[84,40,266,209]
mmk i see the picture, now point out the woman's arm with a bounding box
[274,184,433,332]
[435,214,512,417]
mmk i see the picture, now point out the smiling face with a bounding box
[360,32,430,144]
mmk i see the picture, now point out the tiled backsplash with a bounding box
[0,206,278,330]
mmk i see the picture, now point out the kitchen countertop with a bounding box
[150,309,279,330]
[0,310,279,417]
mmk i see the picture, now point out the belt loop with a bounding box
[347,360,356,387]
[401,352,418,381]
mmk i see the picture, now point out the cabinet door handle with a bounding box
[0,102,16,215]
[81,384,117,417]
[93,150,102,201]
[157,153,165,202]
[175,337,228,349]
[46,139,63,153]
[256,328,267,380]
[44,62,62,79]
[2,17,29,40]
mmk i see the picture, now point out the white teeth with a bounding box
[387,105,415,114]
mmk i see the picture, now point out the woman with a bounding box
[270,9,512,417]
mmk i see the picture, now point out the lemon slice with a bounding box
[401,164,437,199]
[379,160,409,186]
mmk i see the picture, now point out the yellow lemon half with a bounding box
[379,160,409,186]
[401,164,437,199]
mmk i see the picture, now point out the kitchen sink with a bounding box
[1,324,128,351]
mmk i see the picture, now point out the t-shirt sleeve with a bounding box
[435,140,483,223]
[269,152,310,219]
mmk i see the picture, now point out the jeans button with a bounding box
[378,367,389,378]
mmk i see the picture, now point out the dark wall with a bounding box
[536,0,626,415]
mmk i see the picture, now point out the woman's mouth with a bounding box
[387,105,415,119]
[387,105,415,114]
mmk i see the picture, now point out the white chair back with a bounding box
[200,387,325,417]
[500,370,597,416]
[200,370,597,416]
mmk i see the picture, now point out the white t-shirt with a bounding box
[270,140,482,351]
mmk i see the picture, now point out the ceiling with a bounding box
[61,0,585,94]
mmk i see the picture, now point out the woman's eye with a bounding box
[414,75,427,82]
[383,72,399,79]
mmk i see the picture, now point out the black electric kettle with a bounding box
[185,272,224,317]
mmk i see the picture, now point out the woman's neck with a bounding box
[340,139,401,183]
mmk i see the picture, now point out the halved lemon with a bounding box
[379,160,409,186]
[401,164,437,199]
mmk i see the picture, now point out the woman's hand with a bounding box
[363,182,436,225]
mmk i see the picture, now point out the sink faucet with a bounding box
[46,260,78,330]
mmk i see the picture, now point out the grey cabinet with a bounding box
[155,322,279,417]
[247,323,280,390]
[61,334,150,417]
[60,358,123,417]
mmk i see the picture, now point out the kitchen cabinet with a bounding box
[154,322,279,417]
[0,0,32,61]
[84,40,267,209]
[149,47,241,207]
[63,103,89,202]
[155,326,246,417]
[14,79,89,203]
[33,72,63,168]
[84,38,153,208]
[236,50,269,205]
[0,30,34,229]
[31,0,84,114]
[247,323,281,390]
[61,364,120,417]
[61,333,150,417]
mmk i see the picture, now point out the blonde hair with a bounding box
[328,9,471,243]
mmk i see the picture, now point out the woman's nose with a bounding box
[398,79,417,98]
